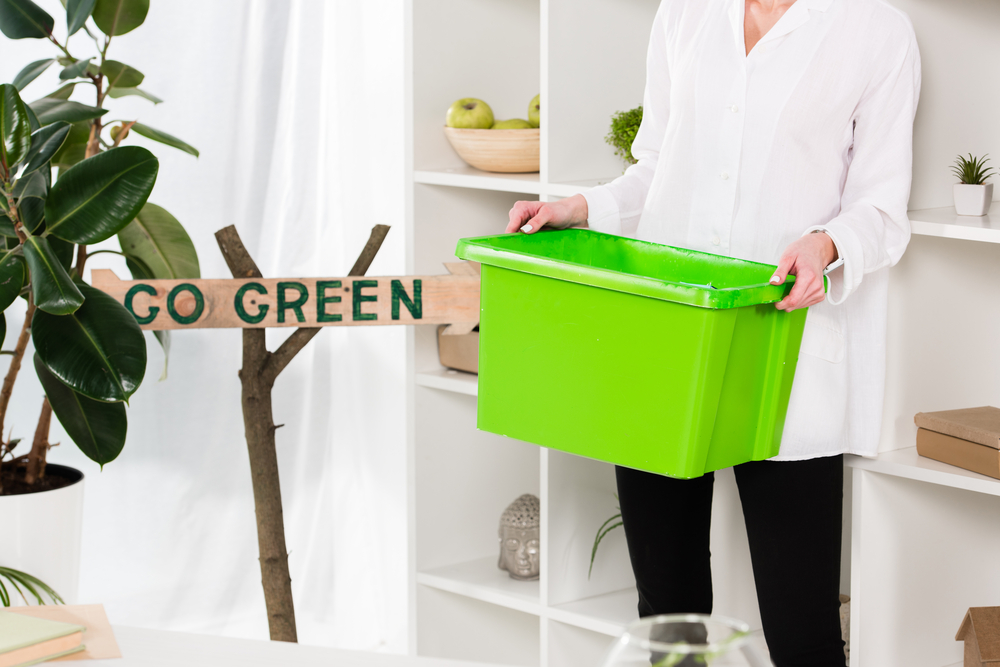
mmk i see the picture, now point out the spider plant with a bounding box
[951,154,996,185]
[0,566,62,607]
[589,495,622,579]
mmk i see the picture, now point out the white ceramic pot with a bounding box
[954,183,994,216]
[0,465,84,605]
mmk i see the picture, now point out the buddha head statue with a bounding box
[497,493,540,581]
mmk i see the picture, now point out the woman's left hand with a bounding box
[769,233,838,311]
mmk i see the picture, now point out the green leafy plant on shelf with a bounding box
[0,566,63,606]
[0,0,200,494]
[951,154,995,185]
[605,105,643,169]
[589,495,622,579]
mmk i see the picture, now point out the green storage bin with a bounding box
[455,229,812,479]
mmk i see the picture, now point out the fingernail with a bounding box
[770,275,781,284]
[521,225,533,233]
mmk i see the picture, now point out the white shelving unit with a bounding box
[404,1,1000,666]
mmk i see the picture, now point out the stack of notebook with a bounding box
[0,611,84,666]
[915,406,1000,480]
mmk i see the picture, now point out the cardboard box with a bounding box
[916,428,1000,480]
[437,325,478,374]
[915,406,1000,448]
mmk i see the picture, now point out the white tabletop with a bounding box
[84,627,501,667]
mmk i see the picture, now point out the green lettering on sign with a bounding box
[391,279,422,320]
[277,282,308,323]
[235,282,269,324]
[125,284,159,325]
[316,280,342,323]
[353,280,378,321]
[167,283,205,325]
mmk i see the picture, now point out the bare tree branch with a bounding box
[349,224,391,276]
[263,225,391,384]
[215,225,264,279]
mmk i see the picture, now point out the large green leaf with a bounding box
[29,98,106,125]
[18,196,44,233]
[0,246,26,312]
[59,58,91,81]
[51,119,88,168]
[14,167,46,233]
[66,0,95,35]
[0,210,16,236]
[0,0,54,39]
[92,0,146,35]
[106,86,161,104]
[20,121,70,175]
[49,235,73,270]
[124,254,169,380]
[0,84,31,169]
[130,123,198,157]
[12,59,55,91]
[45,146,158,244]
[23,235,83,315]
[12,165,45,198]
[34,354,127,465]
[45,83,77,100]
[32,281,146,402]
[100,60,143,89]
[119,203,200,279]
[23,101,39,131]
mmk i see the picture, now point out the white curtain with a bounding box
[0,0,407,651]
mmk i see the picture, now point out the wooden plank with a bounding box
[91,269,480,331]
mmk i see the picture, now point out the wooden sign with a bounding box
[91,269,480,331]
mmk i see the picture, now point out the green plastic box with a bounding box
[455,229,810,479]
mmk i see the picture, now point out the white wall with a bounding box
[0,0,408,651]
[880,0,1000,453]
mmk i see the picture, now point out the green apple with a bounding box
[528,94,540,128]
[492,119,534,129]
[446,98,494,129]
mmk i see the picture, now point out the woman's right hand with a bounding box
[505,194,589,234]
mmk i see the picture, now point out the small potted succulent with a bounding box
[952,154,995,216]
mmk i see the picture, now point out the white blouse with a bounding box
[583,0,921,459]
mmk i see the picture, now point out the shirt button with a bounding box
[721,172,729,180]
[730,105,739,113]
[711,236,721,246]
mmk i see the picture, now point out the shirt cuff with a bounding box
[583,186,623,236]
[802,224,860,305]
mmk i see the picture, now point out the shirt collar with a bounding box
[730,0,835,51]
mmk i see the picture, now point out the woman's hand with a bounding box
[770,232,838,311]
[506,194,589,234]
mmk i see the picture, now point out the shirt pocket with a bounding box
[799,303,844,364]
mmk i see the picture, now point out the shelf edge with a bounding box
[846,450,1000,497]
[414,170,543,196]
[544,606,627,637]
[414,371,478,396]
[416,572,541,617]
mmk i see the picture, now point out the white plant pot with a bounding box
[954,183,994,216]
[0,465,84,605]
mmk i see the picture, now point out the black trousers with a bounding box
[615,455,846,667]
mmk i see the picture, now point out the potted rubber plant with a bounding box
[0,0,199,604]
[952,154,995,217]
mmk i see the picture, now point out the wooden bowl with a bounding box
[444,126,540,173]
